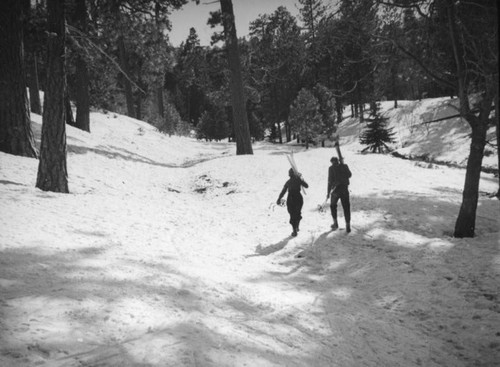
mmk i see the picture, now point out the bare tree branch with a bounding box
[374,33,455,90]
[67,24,146,95]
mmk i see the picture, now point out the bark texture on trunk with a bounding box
[36,0,68,193]
[220,0,253,155]
[0,0,38,158]
[446,0,493,237]
[454,93,493,237]
[454,124,487,237]
[73,0,90,132]
[118,36,135,118]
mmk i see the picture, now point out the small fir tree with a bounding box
[359,102,396,153]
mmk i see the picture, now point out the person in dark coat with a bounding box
[277,168,309,237]
[327,157,352,232]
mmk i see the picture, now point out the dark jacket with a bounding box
[327,163,351,195]
[278,175,309,203]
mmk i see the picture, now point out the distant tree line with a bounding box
[0,0,497,237]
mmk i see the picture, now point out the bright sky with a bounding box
[168,0,300,46]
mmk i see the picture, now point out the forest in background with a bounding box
[6,0,495,142]
[0,0,498,238]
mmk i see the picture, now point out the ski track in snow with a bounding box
[0,102,499,367]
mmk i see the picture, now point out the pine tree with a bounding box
[289,88,323,149]
[248,6,303,143]
[359,102,395,153]
[298,0,326,84]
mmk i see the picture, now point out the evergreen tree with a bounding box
[337,0,378,119]
[174,28,209,126]
[289,88,323,149]
[297,0,326,84]
[312,83,336,133]
[90,1,185,119]
[196,107,228,141]
[154,97,183,136]
[248,6,303,142]
[359,102,395,153]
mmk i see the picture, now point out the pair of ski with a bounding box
[284,133,344,208]
[285,151,306,195]
[319,133,344,212]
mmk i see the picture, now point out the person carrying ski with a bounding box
[277,168,309,237]
[327,156,352,233]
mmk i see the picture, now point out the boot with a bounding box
[331,220,338,230]
[346,222,351,233]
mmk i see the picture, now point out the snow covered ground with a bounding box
[0,98,499,366]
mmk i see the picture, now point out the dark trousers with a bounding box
[330,186,350,224]
[287,194,303,230]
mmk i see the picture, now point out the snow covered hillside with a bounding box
[0,98,499,367]
[336,97,498,171]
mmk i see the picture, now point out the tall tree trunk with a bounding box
[0,0,38,158]
[454,107,490,237]
[391,64,398,109]
[336,97,343,124]
[65,87,75,127]
[495,1,500,199]
[157,88,164,119]
[136,91,142,120]
[28,53,42,114]
[24,0,42,115]
[117,36,135,118]
[286,120,291,142]
[112,1,134,118]
[277,122,282,144]
[73,0,90,132]
[446,0,489,237]
[36,0,68,193]
[495,77,500,199]
[220,0,253,155]
[136,75,145,120]
[155,2,165,123]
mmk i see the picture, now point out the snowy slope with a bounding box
[336,97,498,170]
[0,99,499,367]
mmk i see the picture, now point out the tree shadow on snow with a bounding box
[243,191,500,366]
[66,143,227,169]
[0,245,207,366]
[0,242,319,366]
[247,236,293,257]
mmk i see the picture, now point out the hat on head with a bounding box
[330,157,339,163]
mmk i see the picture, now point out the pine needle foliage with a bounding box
[359,102,396,153]
[289,88,323,149]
